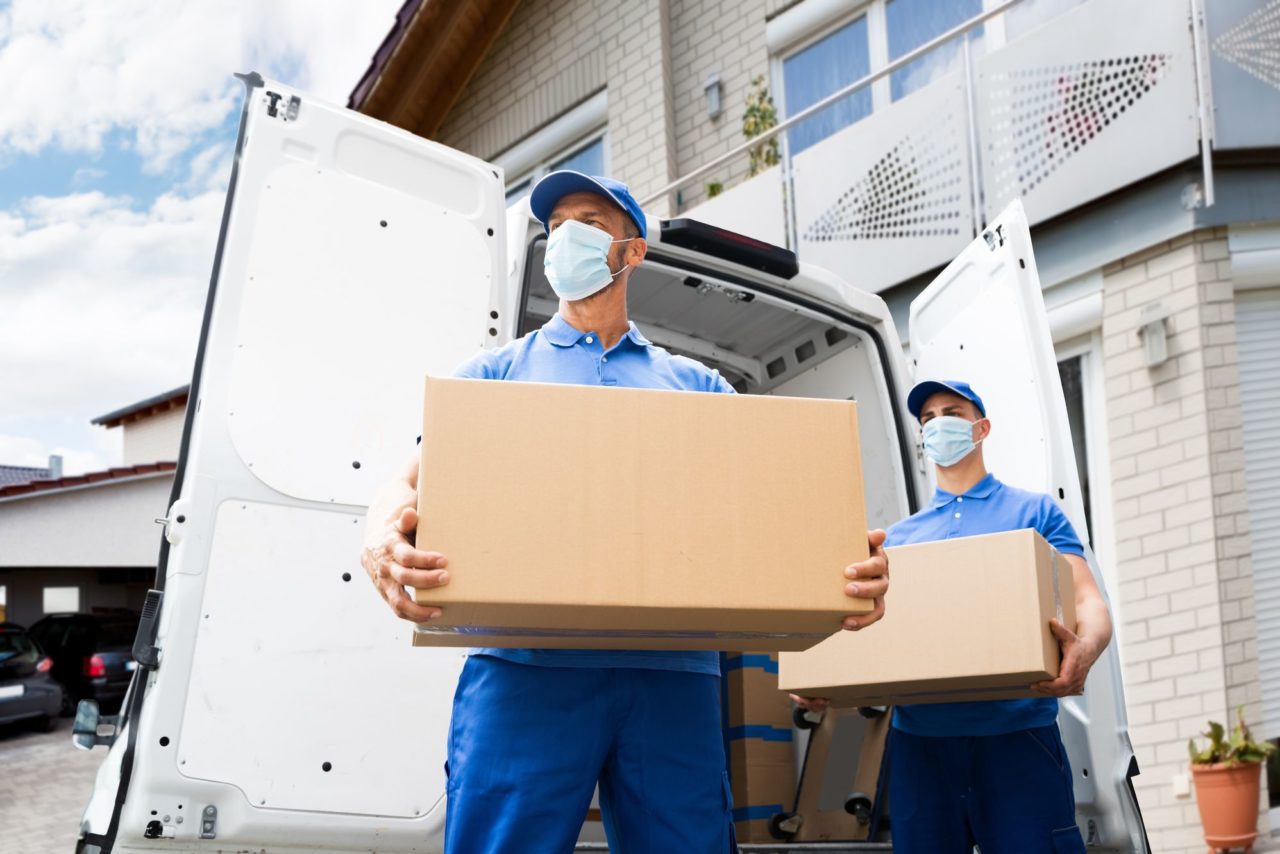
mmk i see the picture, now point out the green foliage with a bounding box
[705,180,724,198]
[743,75,780,177]
[1188,707,1276,766]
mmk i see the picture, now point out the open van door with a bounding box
[907,200,1149,852]
[77,75,504,853]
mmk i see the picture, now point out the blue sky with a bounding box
[0,0,402,472]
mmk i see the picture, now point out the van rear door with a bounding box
[78,74,504,853]
[907,200,1149,852]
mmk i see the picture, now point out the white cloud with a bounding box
[0,0,403,469]
[0,190,222,427]
[0,0,403,172]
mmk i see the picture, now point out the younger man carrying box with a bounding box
[796,379,1112,854]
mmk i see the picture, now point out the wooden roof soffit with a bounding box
[356,0,524,141]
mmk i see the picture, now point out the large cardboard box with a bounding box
[721,652,798,843]
[413,378,869,651]
[779,529,1075,706]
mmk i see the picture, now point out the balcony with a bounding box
[673,0,1280,294]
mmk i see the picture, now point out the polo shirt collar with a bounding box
[929,472,1000,508]
[542,313,651,349]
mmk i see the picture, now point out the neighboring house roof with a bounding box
[0,463,177,500]
[92,386,189,428]
[348,0,522,139]
[0,465,52,487]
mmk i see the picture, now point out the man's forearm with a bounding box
[1075,590,1113,659]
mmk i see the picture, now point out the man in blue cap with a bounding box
[798,379,1112,853]
[360,170,891,853]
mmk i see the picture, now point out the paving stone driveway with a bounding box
[0,717,103,854]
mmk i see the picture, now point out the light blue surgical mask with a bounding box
[922,415,985,467]
[543,219,635,302]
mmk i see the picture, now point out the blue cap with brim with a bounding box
[907,380,986,419]
[530,170,648,240]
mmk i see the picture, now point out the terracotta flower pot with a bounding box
[1190,761,1262,853]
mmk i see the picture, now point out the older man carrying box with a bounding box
[361,170,889,854]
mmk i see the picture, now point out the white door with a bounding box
[80,75,505,852]
[907,201,1149,852]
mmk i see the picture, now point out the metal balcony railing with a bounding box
[650,0,1227,294]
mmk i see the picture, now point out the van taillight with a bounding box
[37,657,53,673]
[83,655,106,678]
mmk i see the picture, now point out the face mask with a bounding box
[543,219,635,302]
[922,415,985,467]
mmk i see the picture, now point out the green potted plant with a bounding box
[1187,707,1274,853]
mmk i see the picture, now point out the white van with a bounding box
[73,74,1149,853]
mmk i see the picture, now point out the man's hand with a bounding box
[842,528,889,631]
[790,694,830,711]
[362,505,451,623]
[1031,618,1101,697]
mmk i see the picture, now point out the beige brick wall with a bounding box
[435,0,682,212]
[1101,228,1266,854]
[434,0,778,214]
[668,0,771,208]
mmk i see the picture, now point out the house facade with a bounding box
[0,388,186,628]
[348,1,1280,849]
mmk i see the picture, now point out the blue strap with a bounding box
[733,804,786,821]
[722,654,779,674]
[726,725,793,743]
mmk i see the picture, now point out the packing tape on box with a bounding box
[723,654,779,674]
[415,625,829,640]
[726,725,794,743]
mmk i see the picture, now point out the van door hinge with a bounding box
[154,500,191,544]
[264,91,301,121]
[199,805,217,839]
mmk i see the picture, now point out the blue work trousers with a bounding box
[888,725,1087,854]
[444,655,733,854]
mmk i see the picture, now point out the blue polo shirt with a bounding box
[449,313,734,676]
[886,472,1084,737]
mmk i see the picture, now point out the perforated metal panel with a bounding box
[1215,0,1280,90]
[792,70,974,293]
[1209,0,1280,149]
[976,0,1199,226]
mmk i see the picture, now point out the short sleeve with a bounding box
[1036,497,1084,557]
[710,370,737,395]
[452,349,500,380]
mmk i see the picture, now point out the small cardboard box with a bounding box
[721,652,798,843]
[778,529,1075,706]
[413,377,870,651]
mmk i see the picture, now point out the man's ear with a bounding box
[975,416,992,442]
[626,237,647,267]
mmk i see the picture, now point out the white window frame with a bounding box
[493,91,610,199]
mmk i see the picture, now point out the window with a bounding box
[505,135,608,207]
[772,0,989,153]
[885,0,982,101]
[43,586,79,614]
[781,16,873,155]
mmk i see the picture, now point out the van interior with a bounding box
[518,237,919,532]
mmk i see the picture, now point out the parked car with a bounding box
[28,612,139,715]
[0,622,63,731]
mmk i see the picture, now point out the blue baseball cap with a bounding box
[907,380,986,419]
[529,170,648,240]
